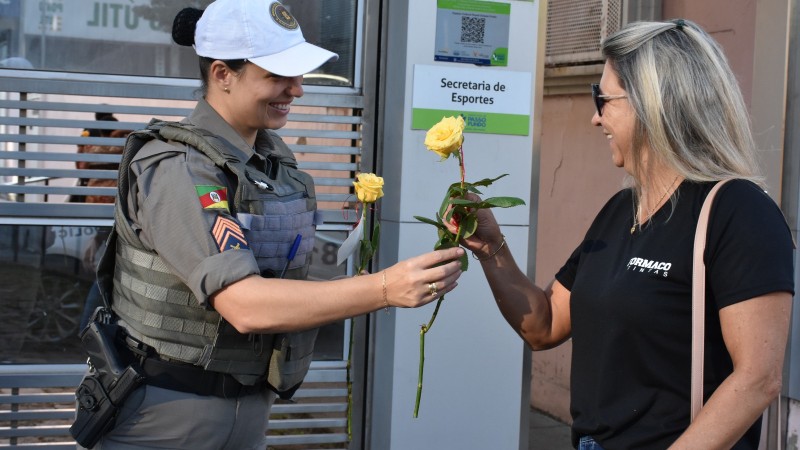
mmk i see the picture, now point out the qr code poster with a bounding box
[434,0,511,66]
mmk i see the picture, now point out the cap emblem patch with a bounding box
[270,2,298,30]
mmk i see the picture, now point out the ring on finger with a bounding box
[428,282,438,297]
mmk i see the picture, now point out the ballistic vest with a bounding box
[97,120,319,392]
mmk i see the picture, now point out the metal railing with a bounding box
[0,362,348,449]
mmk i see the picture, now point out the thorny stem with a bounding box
[414,144,464,418]
[346,206,369,441]
[454,145,466,238]
[458,144,465,189]
[414,296,444,418]
[346,317,354,440]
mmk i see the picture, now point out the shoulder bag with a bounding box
[691,179,731,420]
[691,179,782,450]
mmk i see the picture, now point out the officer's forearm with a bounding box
[210,273,386,333]
[210,247,464,333]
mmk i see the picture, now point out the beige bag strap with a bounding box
[691,179,732,421]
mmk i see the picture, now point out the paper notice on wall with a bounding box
[434,0,511,66]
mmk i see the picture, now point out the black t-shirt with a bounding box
[556,180,794,450]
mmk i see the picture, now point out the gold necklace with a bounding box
[631,175,680,234]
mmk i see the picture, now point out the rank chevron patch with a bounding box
[211,216,249,252]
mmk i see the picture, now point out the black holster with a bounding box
[69,309,144,449]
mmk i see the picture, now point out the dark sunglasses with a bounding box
[591,83,627,116]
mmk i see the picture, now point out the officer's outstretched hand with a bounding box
[382,247,464,308]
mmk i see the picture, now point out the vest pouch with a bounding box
[267,327,319,399]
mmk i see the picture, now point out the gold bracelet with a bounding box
[381,270,389,313]
[472,234,507,261]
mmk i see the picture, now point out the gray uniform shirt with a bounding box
[122,98,281,305]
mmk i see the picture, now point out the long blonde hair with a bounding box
[601,19,762,197]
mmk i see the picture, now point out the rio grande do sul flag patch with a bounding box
[196,185,229,210]
[211,216,249,252]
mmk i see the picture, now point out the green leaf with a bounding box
[469,174,510,188]
[358,238,373,273]
[434,234,457,251]
[449,198,482,207]
[360,239,372,258]
[371,221,381,253]
[465,185,484,194]
[459,214,478,239]
[438,194,452,219]
[414,215,447,231]
[442,205,457,222]
[480,196,526,208]
[438,185,466,218]
[447,181,465,191]
[442,208,453,223]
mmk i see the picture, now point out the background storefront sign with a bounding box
[23,0,171,44]
[412,64,531,136]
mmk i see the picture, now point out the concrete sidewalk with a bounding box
[529,407,573,450]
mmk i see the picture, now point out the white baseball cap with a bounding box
[195,0,338,77]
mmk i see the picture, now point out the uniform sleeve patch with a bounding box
[196,185,229,211]
[212,216,250,252]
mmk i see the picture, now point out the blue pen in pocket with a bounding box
[280,234,303,279]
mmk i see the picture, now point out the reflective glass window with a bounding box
[0,0,355,86]
[0,224,347,364]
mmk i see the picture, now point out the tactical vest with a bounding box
[96,120,319,394]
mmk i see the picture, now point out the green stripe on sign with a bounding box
[438,0,511,15]
[412,109,530,136]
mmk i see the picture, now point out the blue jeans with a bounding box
[578,436,606,450]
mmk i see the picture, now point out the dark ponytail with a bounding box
[172,6,247,95]
[172,7,203,46]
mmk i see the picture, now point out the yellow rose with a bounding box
[424,116,465,160]
[353,172,384,203]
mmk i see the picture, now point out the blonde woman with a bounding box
[453,19,793,450]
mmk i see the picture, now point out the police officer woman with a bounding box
[84,1,464,448]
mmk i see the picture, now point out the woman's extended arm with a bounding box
[448,197,572,350]
[669,292,793,449]
[468,230,572,350]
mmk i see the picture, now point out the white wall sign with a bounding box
[412,63,532,135]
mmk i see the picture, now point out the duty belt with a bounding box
[121,334,266,398]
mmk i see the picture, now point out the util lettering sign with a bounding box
[23,1,171,44]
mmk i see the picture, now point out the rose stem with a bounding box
[414,296,444,418]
